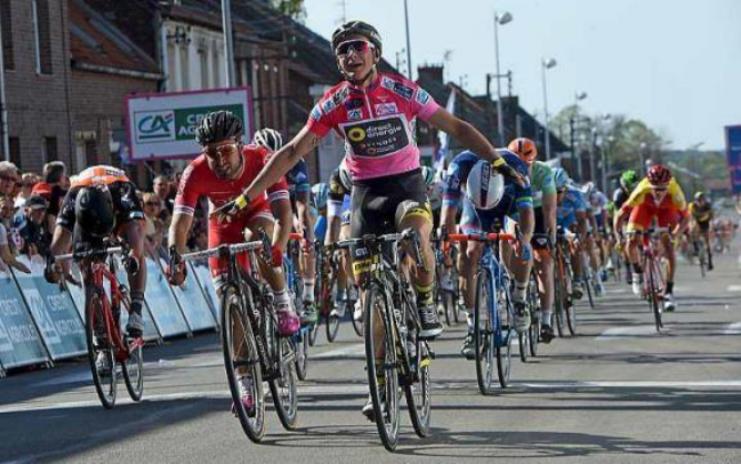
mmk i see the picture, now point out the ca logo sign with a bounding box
[135,111,175,142]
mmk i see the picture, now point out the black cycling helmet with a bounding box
[75,184,115,238]
[331,20,382,55]
[195,110,243,146]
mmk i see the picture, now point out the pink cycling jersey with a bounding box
[306,72,440,181]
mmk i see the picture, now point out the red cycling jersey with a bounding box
[306,72,440,181]
[175,144,290,277]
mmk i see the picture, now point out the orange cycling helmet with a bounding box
[647,164,672,186]
[508,138,538,164]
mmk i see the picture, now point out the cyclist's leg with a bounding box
[297,192,317,306]
[532,238,554,333]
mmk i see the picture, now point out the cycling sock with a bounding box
[542,310,553,326]
[632,263,642,274]
[415,282,434,306]
[130,291,144,316]
[666,281,674,294]
[513,282,528,303]
[303,279,315,302]
[274,289,290,307]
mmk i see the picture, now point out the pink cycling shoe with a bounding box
[231,376,255,417]
[276,304,300,336]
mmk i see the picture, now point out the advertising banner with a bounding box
[169,261,216,332]
[125,87,253,161]
[0,270,48,369]
[724,125,741,194]
[143,257,190,338]
[193,263,220,324]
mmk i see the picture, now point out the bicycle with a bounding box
[691,235,707,278]
[54,241,144,409]
[314,241,345,343]
[285,232,312,380]
[178,235,299,443]
[633,228,667,332]
[433,236,461,327]
[553,227,577,337]
[448,232,515,394]
[338,229,432,452]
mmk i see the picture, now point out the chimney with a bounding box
[417,65,444,84]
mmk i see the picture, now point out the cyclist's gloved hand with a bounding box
[270,244,284,268]
[514,239,533,261]
[211,194,250,224]
[491,157,527,187]
[167,247,187,286]
[44,258,61,284]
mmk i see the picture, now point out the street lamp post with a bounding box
[571,91,587,179]
[541,58,557,159]
[403,0,413,79]
[493,11,512,146]
[639,142,647,176]
[221,0,236,86]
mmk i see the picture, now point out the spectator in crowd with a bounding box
[32,161,67,232]
[142,192,165,252]
[153,175,174,217]
[14,172,41,209]
[14,195,51,259]
[0,194,30,274]
[0,161,19,196]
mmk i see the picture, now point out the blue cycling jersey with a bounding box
[286,159,310,197]
[557,186,587,229]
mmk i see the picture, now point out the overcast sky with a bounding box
[303,0,741,150]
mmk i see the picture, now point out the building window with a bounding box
[85,139,98,166]
[8,137,20,168]
[179,43,189,89]
[32,0,52,74]
[0,0,13,70]
[213,46,221,88]
[198,47,208,89]
[43,136,57,162]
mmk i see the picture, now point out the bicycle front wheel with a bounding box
[294,330,308,381]
[496,279,513,388]
[527,276,540,357]
[473,269,496,395]
[120,296,143,402]
[364,282,400,451]
[221,285,265,443]
[646,259,663,333]
[325,274,341,342]
[85,287,117,409]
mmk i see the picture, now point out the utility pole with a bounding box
[222,0,236,86]
[403,0,413,79]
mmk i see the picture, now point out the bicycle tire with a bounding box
[585,271,595,309]
[85,287,117,409]
[364,282,400,451]
[496,277,513,389]
[325,275,341,342]
[697,241,707,278]
[294,330,308,381]
[351,296,363,337]
[269,337,299,430]
[553,256,566,338]
[646,259,663,333]
[221,285,265,443]
[402,297,432,438]
[528,276,540,357]
[474,268,496,395]
[119,295,144,402]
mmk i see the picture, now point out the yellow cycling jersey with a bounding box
[623,177,686,212]
[689,201,713,222]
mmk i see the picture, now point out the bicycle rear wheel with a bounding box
[403,296,431,438]
[221,285,265,443]
[584,270,595,309]
[269,337,299,430]
[697,241,707,278]
[553,268,566,338]
[473,269,496,395]
[364,282,400,451]
[325,274,341,342]
[294,330,308,381]
[527,276,540,357]
[85,287,117,409]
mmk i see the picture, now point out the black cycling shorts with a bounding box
[57,181,145,238]
[697,220,710,233]
[350,169,430,238]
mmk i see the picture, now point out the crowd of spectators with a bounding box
[0,160,208,274]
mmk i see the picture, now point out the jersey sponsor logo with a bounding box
[347,109,363,121]
[345,98,363,110]
[322,98,336,114]
[380,76,396,91]
[392,82,414,100]
[374,102,398,116]
[341,116,410,158]
[310,104,322,121]
[415,88,431,105]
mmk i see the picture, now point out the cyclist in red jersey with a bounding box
[167,111,299,335]
[210,21,524,418]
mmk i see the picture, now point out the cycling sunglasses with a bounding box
[650,184,668,192]
[335,39,374,57]
[203,142,240,159]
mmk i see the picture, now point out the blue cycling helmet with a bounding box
[312,182,329,210]
[553,168,570,190]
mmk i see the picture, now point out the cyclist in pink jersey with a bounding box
[211,20,525,418]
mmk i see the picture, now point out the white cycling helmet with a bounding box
[465,160,505,210]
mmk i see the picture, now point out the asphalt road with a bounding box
[2,247,741,463]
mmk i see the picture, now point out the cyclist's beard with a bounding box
[213,155,243,180]
[343,63,377,87]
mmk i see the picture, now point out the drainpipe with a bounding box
[0,8,9,160]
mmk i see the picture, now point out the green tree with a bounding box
[271,0,306,21]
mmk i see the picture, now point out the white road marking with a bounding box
[595,325,660,340]
[726,285,741,292]
[516,380,741,389]
[607,288,627,294]
[723,322,741,335]
[313,343,365,359]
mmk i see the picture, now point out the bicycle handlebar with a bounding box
[447,232,515,243]
[54,246,124,263]
[180,241,263,261]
